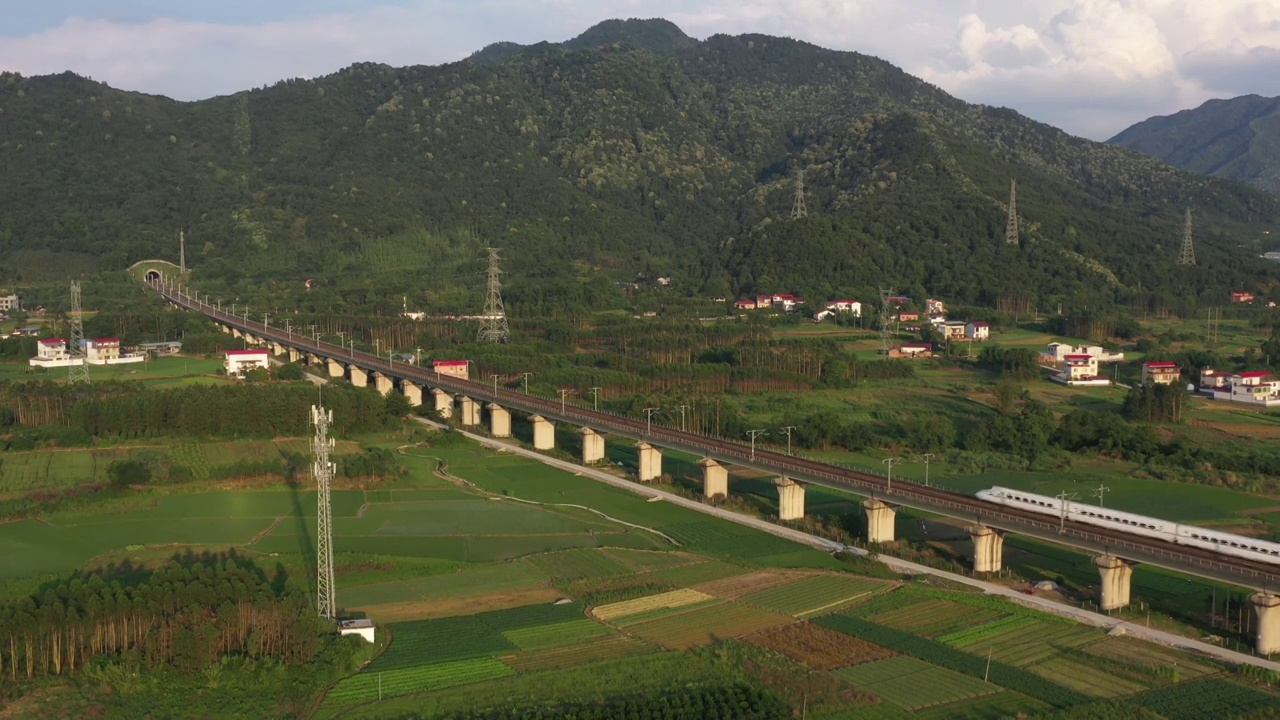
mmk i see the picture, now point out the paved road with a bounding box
[421,419,1280,672]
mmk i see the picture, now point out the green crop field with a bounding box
[869,598,1003,637]
[739,574,892,617]
[502,618,611,650]
[626,602,792,650]
[324,656,514,706]
[834,656,1002,710]
[1028,656,1151,698]
[1132,678,1280,720]
[500,634,657,673]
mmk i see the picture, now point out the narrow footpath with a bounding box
[416,418,1280,673]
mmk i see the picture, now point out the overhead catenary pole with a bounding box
[920,453,934,487]
[645,407,661,436]
[882,457,902,492]
[747,429,768,461]
[780,426,797,456]
[588,386,601,411]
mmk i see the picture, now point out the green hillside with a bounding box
[1,19,1278,316]
[1109,94,1280,196]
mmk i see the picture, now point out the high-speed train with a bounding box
[976,486,1280,566]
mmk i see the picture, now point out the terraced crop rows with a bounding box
[1029,656,1150,698]
[1084,637,1221,678]
[502,618,610,651]
[833,656,1001,710]
[501,635,656,673]
[370,616,513,670]
[325,657,513,704]
[870,599,1001,637]
[951,621,1100,667]
[527,548,634,580]
[592,588,715,622]
[627,602,792,650]
[740,574,891,617]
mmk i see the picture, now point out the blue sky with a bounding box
[2,1,1278,140]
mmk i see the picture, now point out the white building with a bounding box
[1200,370,1280,406]
[1051,354,1111,386]
[824,299,862,317]
[966,321,990,341]
[338,618,376,643]
[83,337,145,365]
[1045,342,1123,363]
[0,294,21,312]
[225,349,270,377]
[29,338,82,368]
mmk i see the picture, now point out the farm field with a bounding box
[739,574,892,617]
[746,621,894,670]
[833,655,1002,710]
[626,602,793,650]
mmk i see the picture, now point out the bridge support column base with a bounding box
[432,389,453,419]
[531,415,555,450]
[326,359,344,378]
[636,442,662,482]
[1094,555,1133,611]
[488,404,512,438]
[700,458,728,500]
[402,383,422,407]
[775,477,805,521]
[288,348,302,363]
[1253,593,1280,655]
[372,373,392,396]
[579,428,605,464]
[349,366,368,388]
[458,396,480,426]
[864,498,896,544]
[271,342,286,356]
[968,525,1004,574]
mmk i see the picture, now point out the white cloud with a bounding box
[0,0,1276,139]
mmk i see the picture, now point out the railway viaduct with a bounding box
[151,277,1280,654]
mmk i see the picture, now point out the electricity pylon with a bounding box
[477,248,511,343]
[68,281,90,385]
[791,168,808,220]
[1005,179,1019,245]
[1179,207,1195,266]
[312,404,337,621]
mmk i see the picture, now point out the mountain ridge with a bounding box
[1109,94,1280,196]
[0,18,1276,314]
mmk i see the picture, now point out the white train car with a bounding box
[976,486,1280,566]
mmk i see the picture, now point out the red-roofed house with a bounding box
[1142,361,1180,386]
[735,299,756,310]
[898,310,920,323]
[225,349,270,377]
[433,359,470,380]
[1200,368,1279,406]
[824,299,862,316]
[1230,291,1255,304]
[29,338,81,367]
[889,342,932,359]
[1060,355,1100,382]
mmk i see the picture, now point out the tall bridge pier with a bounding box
[432,388,453,419]
[488,403,512,438]
[636,441,662,482]
[579,427,605,465]
[1095,555,1133,611]
[775,477,805,521]
[700,458,728,500]
[1253,593,1280,655]
[969,525,1004,573]
[531,415,555,450]
[864,499,896,544]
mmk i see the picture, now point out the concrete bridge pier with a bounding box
[349,365,368,388]
[245,334,259,346]
[863,498,896,544]
[636,441,662,482]
[531,415,555,450]
[305,353,320,366]
[402,382,422,407]
[288,347,302,363]
[1094,555,1133,611]
[968,525,1005,573]
[775,477,806,521]
[220,324,231,334]
[700,458,728,500]
[1252,593,1280,655]
[271,342,286,356]
[326,359,345,378]
[458,396,481,426]
[432,389,453,419]
[372,372,393,396]
[232,328,243,339]
[488,404,512,438]
[579,427,605,465]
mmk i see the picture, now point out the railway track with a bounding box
[155,281,1279,589]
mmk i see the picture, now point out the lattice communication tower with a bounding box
[1005,179,1019,245]
[68,281,90,385]
[1179,207,1196,266]
[791,168,808,220]
[477,248,511,343]
[312,404,337,621]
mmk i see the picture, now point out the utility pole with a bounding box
[644,407,661,435]
[882,457,902,492]
[491,374,500,395]
[675,404,688,432]
[1005,179,1019,245]
[312,404,337,621]
[179,229,186,273]
[920,453,934,487]
[1179,207,1196,266]
[477,248,511,343]
[68,281,90,385]
[1055,491,1078,533]
[791,167,808,220]
[780,426,796,456]
[747,429,768,460]
[588,386,601,410]
[415,347,422,366]
[521,372,533,394]
[558,389,574,414]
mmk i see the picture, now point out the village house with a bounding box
[81,337,145,365]
[0,294,21,312]
[965,321,990,341]
[812,310,834,322]
[926,298,946,314]
[734,299,756,310]
[1045,342,1124,363]
[824,299,862,316]
[1141,361,1180,386]
[432,359,470,380]
[1230,291,1255,304]
[1052,354,1110,386]
[889,342,932,359]
[224,349,270,377]
[29,338,79,368]
[885,296,911,306]
[942,321,968,341]
[898,310,921,323]
[1199,369,1280,406]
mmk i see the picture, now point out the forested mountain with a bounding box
[2,18,1278,315]
[1109,95,1280,196]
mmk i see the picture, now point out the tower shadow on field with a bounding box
[287,478,318,604]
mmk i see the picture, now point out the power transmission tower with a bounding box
[312,404,337,621]
[791,168,808,220]
[179,230,186,274]
[477,248,511,343]
[878,287,898,355]
[68,281,90,385]
[1005,179,1019,245]
[1179,207,1195,266]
